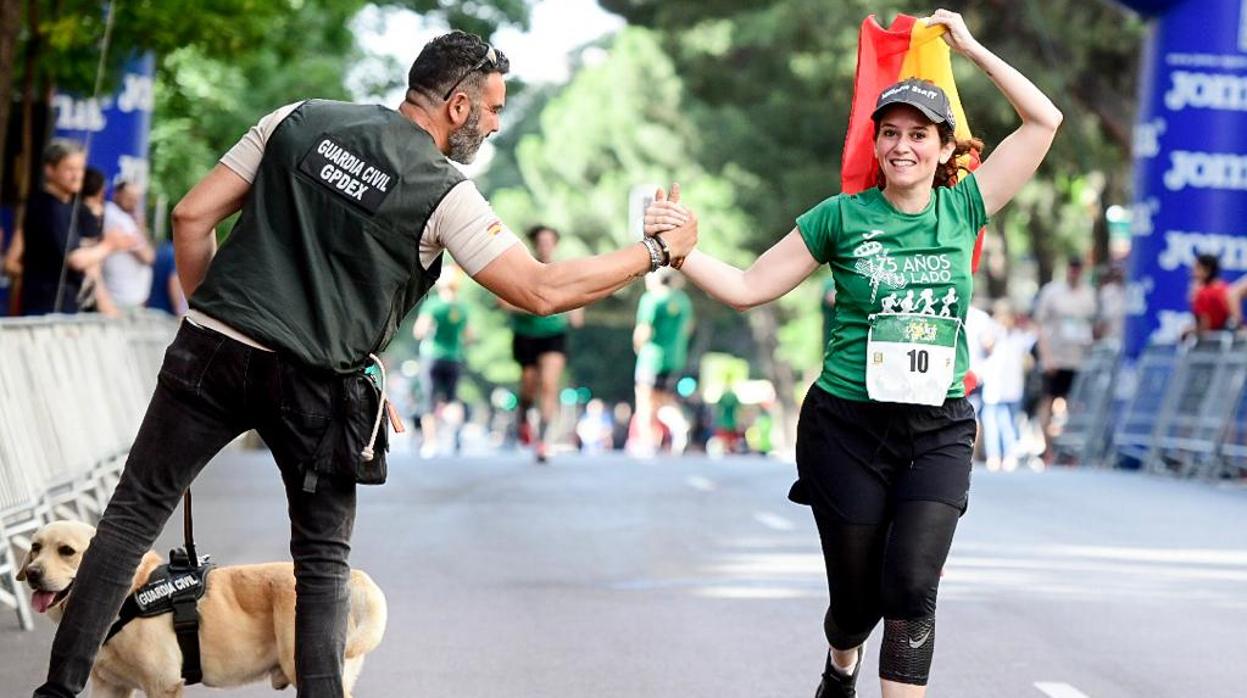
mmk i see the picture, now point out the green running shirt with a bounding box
[418,296,469,361]
[511,311,569,338]
[797,174,988,402]
[635,288,693,375]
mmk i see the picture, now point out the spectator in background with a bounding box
[576,398,614,454]
[1095,263,1127,341]
[981,300,1037,471]
[146,236,187,315]
[78,168,119,315]
[8,140,122,315]
[1034,256,1097,451]
[1189,253,1230,336]
[611,401,633,451]
[414,271,472,458]
[101,180,155,310]
[963,302,994,415]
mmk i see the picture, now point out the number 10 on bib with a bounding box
[865,313,961,406]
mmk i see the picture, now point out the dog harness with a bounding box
[104,549,214,685]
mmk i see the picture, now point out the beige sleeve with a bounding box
[419,181,520,275]
[218,101,305,183]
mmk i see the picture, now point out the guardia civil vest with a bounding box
[191,100,464,372]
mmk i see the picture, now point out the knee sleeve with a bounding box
[879,616,935,686]
[824,607,874,651]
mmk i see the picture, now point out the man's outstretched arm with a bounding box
[473,216,696,316]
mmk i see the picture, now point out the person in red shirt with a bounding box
[1191,253,1231,334]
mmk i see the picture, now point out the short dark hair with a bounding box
[1196,253,1221,280]
[526,224,558,244]
[82,168,106,198]
[407,31,510,101]
[43,138,84,167]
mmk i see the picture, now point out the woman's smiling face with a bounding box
[873,104,954,191]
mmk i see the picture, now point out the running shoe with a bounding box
[517,421,533,446]
[534,441,549,464]
[814,643,864,698]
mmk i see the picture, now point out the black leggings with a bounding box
[813,499,961,686]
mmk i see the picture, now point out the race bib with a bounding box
[866,313,961,406]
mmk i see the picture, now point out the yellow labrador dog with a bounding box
[18,520,387,697]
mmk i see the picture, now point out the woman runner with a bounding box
[644,10,1061,696]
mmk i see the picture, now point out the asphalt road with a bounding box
[3,447,1245,697]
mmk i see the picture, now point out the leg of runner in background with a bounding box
[517,363,537,447]
[534,350,566,463]
[632,380,657,457]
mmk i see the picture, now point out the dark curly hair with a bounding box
[407,30,510,102]
[82,167,106,198]
[872,119,984,190]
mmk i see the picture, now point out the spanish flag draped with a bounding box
[841,13,984,268]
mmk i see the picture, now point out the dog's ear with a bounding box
[14,547,32,582]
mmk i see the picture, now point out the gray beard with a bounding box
[448,107,485,164]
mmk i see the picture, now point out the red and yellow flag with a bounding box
[841,13,984,268]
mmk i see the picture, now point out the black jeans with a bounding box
[35,320,357,697]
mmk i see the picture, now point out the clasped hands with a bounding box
[643,183,697,270]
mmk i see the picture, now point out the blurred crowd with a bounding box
[1,139,185,319]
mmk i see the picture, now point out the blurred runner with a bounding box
[714,384,743,454]
[505,225,583,462]
[414,272,472,457]
[631,270,694,455]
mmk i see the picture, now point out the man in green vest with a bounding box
[32,30,697,698]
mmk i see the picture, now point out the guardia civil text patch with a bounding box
[298,134,396,214]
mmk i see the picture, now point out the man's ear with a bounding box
[447,93,471,126]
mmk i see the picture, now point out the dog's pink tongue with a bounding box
[32,591,55,613]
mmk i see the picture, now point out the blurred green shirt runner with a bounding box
[418,296,470,361]
[715,389,741,431]
[796,174,988,402]
[511,311,569,338]
[636,288,694,375]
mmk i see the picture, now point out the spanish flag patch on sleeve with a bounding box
[486,220,503,236]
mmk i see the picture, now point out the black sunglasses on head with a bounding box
[442,45,501,101]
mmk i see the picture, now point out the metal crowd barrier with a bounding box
[0,312,175,630]
[1111,341,1181,466]
[1214,350,1247,478]
[1148,333,1242,477]
[1052,340,1120,465]
[1055,333,1247,482]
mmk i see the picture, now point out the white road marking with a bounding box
[1035,682,1091,698]
[753,512,796,531]
[686,475,716,492]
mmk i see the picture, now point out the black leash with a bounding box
[183,489,198,568]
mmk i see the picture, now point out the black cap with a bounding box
[872,78,956,131]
